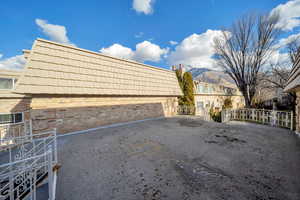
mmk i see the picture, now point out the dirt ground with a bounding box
[55,116,300,200]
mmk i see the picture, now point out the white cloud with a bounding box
[134,41,168,62]
[132,0,155,15]
[266,32,300,69]
[35,18,74,45]
[169,41,178,46]
[0,55,26,70]
[270,0,300,31]
[269,50,290,66]
[275,32,300,48]
[167,29,224,69]
[100,40,168,63]
[0,54,3,59]
[100,44,135,60]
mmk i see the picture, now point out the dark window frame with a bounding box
[0,112,24,124]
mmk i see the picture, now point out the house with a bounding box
[0,38,182,135]
[255,71,294,110]
[0,69,31,123]
[194,81,245,115]
[284,51,300,133]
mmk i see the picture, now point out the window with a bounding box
[198,85,204,93]
[0,78,16,89]
[208,87,213,93]
[197,101,204,109]
[0,113,23,124]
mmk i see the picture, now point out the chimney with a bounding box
[23,49,31,60]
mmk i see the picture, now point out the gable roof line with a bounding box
[35,38,173,74]
[13,39,182,96]
[284,52,300,92]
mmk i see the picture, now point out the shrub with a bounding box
[209,107,222,122]
[222,98,233,109]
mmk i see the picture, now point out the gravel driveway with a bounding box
[56,116,300,200]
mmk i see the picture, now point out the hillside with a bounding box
[185,67,236,88]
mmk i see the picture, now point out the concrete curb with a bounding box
[58,117,165,138]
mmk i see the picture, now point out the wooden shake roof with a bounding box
[15,39,182,96]
[284,52,300,92]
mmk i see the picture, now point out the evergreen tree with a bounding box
[175,69,195,107]
[182,72,195,106]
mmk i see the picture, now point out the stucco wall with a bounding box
[194,95,244,114]
[28,96,178,134]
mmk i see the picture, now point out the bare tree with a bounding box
[287,36,300,64]
[214,13,281,107]
[260,62,290,90]
[256,35,300,110]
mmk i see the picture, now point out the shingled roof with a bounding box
[284,52,300,92]
[15,39,182,96]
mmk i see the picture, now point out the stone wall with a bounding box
[29,96,178,134]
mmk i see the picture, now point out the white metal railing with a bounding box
[177,105,196,115]
[221,108,293,130]
[0,120,32,148]
[195,108,212,121]
[0,150,54,200]
[0,121,57,200]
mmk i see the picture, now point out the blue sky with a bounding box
[0,0,300,70]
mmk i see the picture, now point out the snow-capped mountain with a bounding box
[185,66,236,88]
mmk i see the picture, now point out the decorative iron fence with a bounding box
[0,116,58,200]
[0,120,32,148]
[221,108,293,130]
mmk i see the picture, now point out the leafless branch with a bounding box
[214,12,281,107]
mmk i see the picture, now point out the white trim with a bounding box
[52,171,57,200]
[58,117,165,138]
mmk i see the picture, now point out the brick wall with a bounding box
[29,96,178,134]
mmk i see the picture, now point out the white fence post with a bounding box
[48,150,54,200]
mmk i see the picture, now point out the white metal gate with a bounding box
[177,105,196,115]
[195,108,212,121]
[221,108,293,130]
[0,118,58,200]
